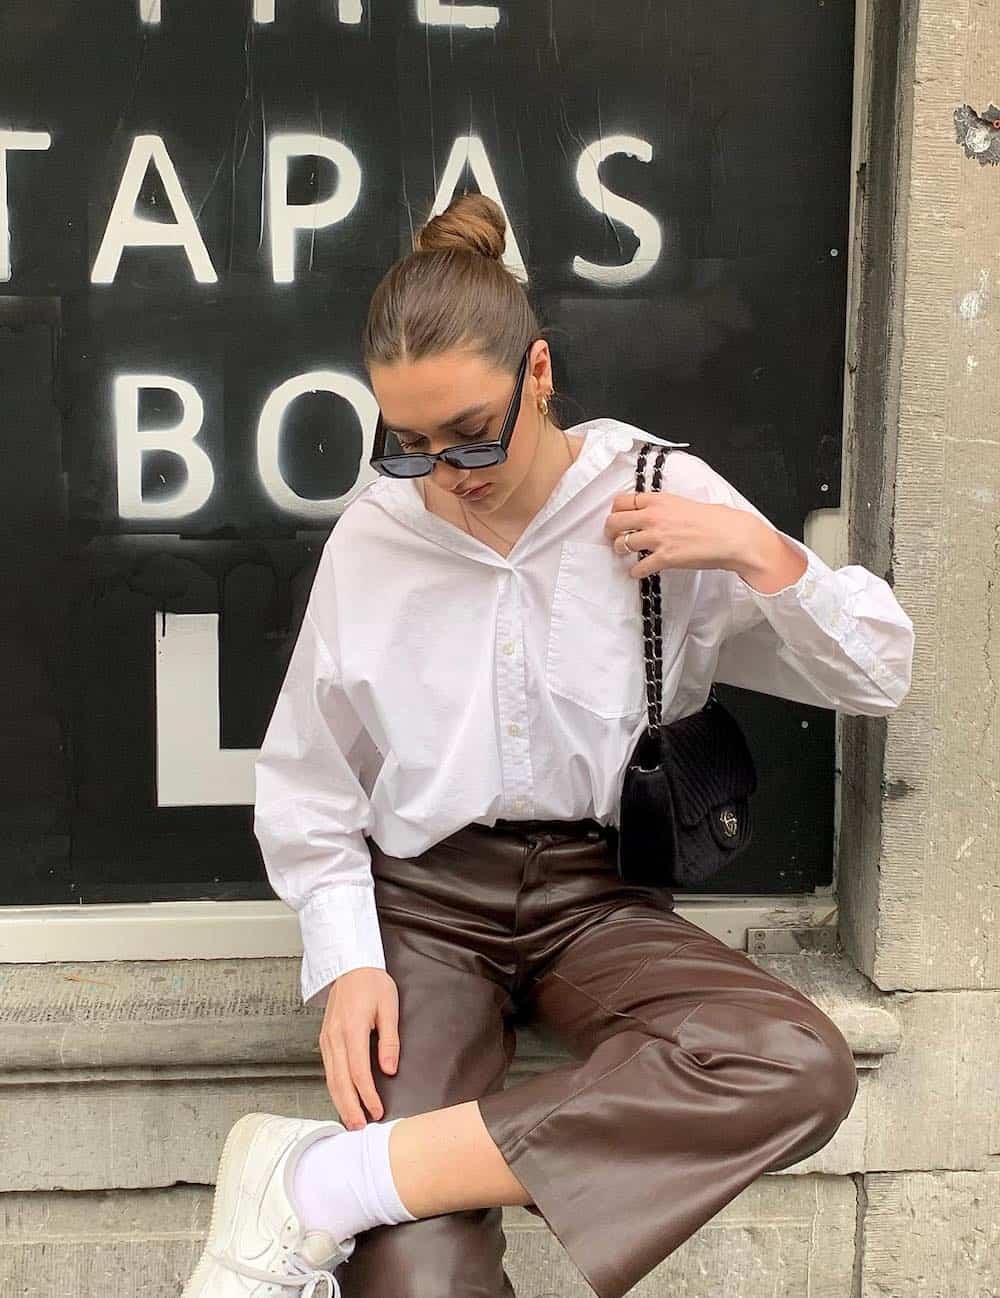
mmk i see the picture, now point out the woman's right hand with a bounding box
[319,967,400,1129]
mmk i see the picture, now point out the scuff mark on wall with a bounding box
[959,269,990,321]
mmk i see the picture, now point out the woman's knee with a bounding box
[764,1010,859,1135]
[674,1001,858,1136]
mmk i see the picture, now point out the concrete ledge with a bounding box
[11,1172,1000,1298]
[0,950,900,1073]
[0,1174,859,1298]
[0,951,900,1192]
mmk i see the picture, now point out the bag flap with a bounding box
[655,701,757,827]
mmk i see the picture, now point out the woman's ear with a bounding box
[528,340,553,402]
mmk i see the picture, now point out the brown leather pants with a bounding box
[337,818,858,1298]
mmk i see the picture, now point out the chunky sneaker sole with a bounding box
[181,1112,356,1297]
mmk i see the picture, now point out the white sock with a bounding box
[291,1118,419,1243]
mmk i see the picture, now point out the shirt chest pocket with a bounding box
[546,540,646,719]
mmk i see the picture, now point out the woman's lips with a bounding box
[457,482,491,500]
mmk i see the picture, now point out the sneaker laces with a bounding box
[208,1247,343,1297]
[287,1255,341,1298]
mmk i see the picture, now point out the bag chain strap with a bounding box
[635,443,718,737]
[636,444,665,734]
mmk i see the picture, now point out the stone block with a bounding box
[862,1170,1000,1298]
[862,990,1000,1170]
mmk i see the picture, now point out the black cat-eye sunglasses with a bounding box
[369,340,537,479]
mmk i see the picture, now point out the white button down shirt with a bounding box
[253,418,915,1004]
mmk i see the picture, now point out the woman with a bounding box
[182,194,914,1298]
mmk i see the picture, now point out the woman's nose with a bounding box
[431,460,467,491]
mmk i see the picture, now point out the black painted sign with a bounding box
[1,0,853,904]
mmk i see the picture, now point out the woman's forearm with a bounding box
[730,516,809,595]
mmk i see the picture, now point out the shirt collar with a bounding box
[358,418,690,567]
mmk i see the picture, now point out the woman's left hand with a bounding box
[603,489,763,581]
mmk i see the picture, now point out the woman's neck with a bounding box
[420,425,584,544]
[490,425,581,532]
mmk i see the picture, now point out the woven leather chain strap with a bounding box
[634,443,718,735]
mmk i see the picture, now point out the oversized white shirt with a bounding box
[253,417,915,1004]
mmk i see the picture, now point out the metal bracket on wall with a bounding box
[746,926,839,955]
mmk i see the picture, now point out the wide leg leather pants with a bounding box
[336,818,858,1298]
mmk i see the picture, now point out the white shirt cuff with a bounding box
[297,884,387,1008]
[733,533,911,705]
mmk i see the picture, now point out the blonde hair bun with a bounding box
[414,193,506,262]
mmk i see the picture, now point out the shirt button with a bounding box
[508,723,521,737]
[502,641,516,655]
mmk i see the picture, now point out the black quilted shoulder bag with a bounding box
[616,443,758,889]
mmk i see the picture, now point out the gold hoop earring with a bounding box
[538,393,550,416]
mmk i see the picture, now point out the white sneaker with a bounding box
[181,1112,357,1297]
